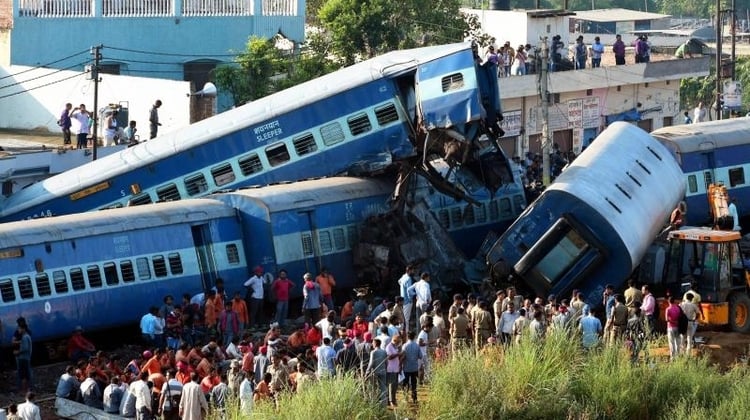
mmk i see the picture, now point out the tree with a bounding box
[318,0,467,65]
[212,36,286,106]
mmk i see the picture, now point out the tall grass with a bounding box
[422,332,750,420]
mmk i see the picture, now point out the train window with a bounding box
[103,263,119,286]
[347,114,372,136]
[53,271,68,294]
[475,203,487,224]
[441,73,464,92]
[292,133,318,156]
[156,184,181,202]
[320,122,345,146]
[687,175,698,194]
[333,228,346,250]
[265,143,290,167]
[513,195,525,214]
[70,268,85,291]
[17,276,33,299]
[437,209,450,228]
[729,168,745,187]
[121,260,136,283]
[185,174,209,196]
[300,233,314,256]
[375,103,399,126]
[451,207,463,228]
[87,266,102,288]
[238,154,263,176]
[35,273,51,297]
[0,278,14,302]
[534,228,589,283]
[226,244,240,265]
[500,198,512,218]
[211,163,236,186]
[153,255,168,277]
[319,231,333,253]
[704,171,713,189]
[129,193,152,206]
[347,226,359,247]
[136,258,151,280]
[168,253,183,275]
[489,200,499,221]
[464,205,475,225]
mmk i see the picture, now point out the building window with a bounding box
[53,271,69,294]
[211,163,236,186]
[35,273,51,297]
[185,174,209,196]
[663,116,673,127]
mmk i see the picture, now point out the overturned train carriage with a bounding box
[486,122,685,305]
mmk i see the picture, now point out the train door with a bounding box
[191,224,219,291]
[297,210,322,276]
[700,149,717,189]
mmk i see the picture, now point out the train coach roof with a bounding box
[1,43,471,214]
[208,177,393,213]
[0,199,234,248]
[650,119,750,154]
[668,228,741,242]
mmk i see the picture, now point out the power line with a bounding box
[0,62,89,90]
[0,72,88,100]
[104,45,239,58]
[0,49,90,81]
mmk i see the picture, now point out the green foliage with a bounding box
[318,0,466,65]
[423,335,750,419]
[212,36,286,106]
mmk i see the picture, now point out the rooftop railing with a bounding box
[17,0,297,17]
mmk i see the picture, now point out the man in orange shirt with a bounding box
[231,292,249,333]
[204,290,219,331]
[141,349,162,376]
[316,267,336,311]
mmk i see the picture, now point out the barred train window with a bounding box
[18,276,33,299]
[320,122,345,146]
[70,268,85,291]
[136,258,151,280]
[35,273,51,296]
[292,133,317,156]
[347,114,372,136]
[211,163,236,186]
[238,154,263,176]
[104,262,119,286]
[153,255,168,277]
[121,260,136,283]
[185,173,209,196]
[168,253,183,275]
[226,244,240,265]
[0,278,14,302]
[53,271,69,294]
[87,266,102,288]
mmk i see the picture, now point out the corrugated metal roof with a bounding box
[573,8,671,23]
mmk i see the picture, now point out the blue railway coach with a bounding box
[0,200,248,344]
[486,122,685,305]
[0,42,499,222]
[651,119,750,226]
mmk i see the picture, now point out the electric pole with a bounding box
[540,37,551,187]
[91,45,102,160]
[716,3,723,120]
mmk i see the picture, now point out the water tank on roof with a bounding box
[489,0,510,10]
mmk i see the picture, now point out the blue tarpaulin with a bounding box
[605,108,642,125]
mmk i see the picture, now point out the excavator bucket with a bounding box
[707,183,733,230]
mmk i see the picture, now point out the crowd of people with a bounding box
[57,99,161,148]
[3,263,705,420]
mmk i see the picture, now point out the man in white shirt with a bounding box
[729,198,741,231]
[129,371,152,420]
[17,392,41,420]
[408,272,432,331]
[398,265,416,333]
[497,302,521,345]
[244,266,265,328]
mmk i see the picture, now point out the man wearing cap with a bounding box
[398,265,416,333]
[407,272,432,332]
[244,266,265,329]
[68,326,96,362]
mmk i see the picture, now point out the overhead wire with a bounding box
[0,72,87,100]
[0,62,89,90]
[0,49,90,81]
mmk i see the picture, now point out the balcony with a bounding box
[16,0,298,17]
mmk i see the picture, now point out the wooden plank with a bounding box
[54,397,129,420]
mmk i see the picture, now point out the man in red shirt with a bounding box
[665,296,682,361]
[68,326,96,362]
[272,269,294,328]
[316,268,336,312]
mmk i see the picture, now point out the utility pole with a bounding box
[716,3,723,121]
[540,36,551,187]
[91,45,102,160]
[731,0,736,80]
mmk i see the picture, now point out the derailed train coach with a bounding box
[486,122,686,305]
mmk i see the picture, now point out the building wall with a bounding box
[464,9,571,48]
[0,65,191,135]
